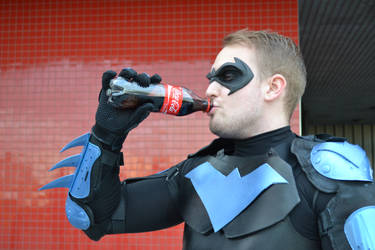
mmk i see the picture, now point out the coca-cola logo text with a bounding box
[169,88,182,113]
[160,84,183,115]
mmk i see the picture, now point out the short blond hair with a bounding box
[223,29,306,119]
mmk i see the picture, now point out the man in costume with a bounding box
[41,30,375,249]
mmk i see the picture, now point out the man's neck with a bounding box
[228,126,295,157]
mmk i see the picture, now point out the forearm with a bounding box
[124,175,183,233]
[84,167,183,240]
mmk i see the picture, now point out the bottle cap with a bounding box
[205,99,211,113]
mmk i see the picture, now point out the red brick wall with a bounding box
[0,0,299,249]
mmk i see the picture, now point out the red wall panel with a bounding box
[0,0,299,249]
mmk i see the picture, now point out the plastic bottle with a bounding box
[106,76,211,116]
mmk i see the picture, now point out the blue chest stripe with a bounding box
[185,162,288,232]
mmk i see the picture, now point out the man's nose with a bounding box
[206,81,221,99]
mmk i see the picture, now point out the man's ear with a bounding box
[264,74,287,101]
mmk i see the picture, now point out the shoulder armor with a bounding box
[310,141,373,181]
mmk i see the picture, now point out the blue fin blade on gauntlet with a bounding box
[49,154,81,171]
[39,132,101,230]
[39,174,74,190]
[60,132,91,153]
[39,133,91,190]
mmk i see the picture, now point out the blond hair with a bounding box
[223,29,306,119]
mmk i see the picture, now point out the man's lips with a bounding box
[208,104,219,116]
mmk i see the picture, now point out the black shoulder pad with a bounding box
[300,134,346,143]
[291,136,340,193]
[314,134,347,142]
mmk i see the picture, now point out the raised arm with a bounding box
[41,68,182,241]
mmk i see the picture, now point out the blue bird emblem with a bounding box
[185,162,288,232]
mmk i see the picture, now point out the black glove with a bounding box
[92,68,162,150]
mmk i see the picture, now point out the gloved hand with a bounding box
[92,68,162,150]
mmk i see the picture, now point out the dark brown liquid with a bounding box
[118,94,209,116]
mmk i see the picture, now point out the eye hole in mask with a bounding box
[206,57,254,95]
[216,66,241,82]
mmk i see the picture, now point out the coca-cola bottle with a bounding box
[106,76,211,116]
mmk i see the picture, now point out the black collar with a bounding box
[226,126,296,157]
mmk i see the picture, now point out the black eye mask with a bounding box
[206,57,254,95]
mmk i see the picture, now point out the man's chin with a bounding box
[209,122,229,138]
[209,122,220,137]
[209,122,246,139]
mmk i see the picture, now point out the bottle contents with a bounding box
[107,77,211,116]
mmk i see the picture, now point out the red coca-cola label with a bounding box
[160,84,183,115]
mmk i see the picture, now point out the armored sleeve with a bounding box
[40,132,184,241]
[318,181,375,250]
[291,136,375,249]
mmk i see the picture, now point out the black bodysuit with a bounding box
[121,126,335,249]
